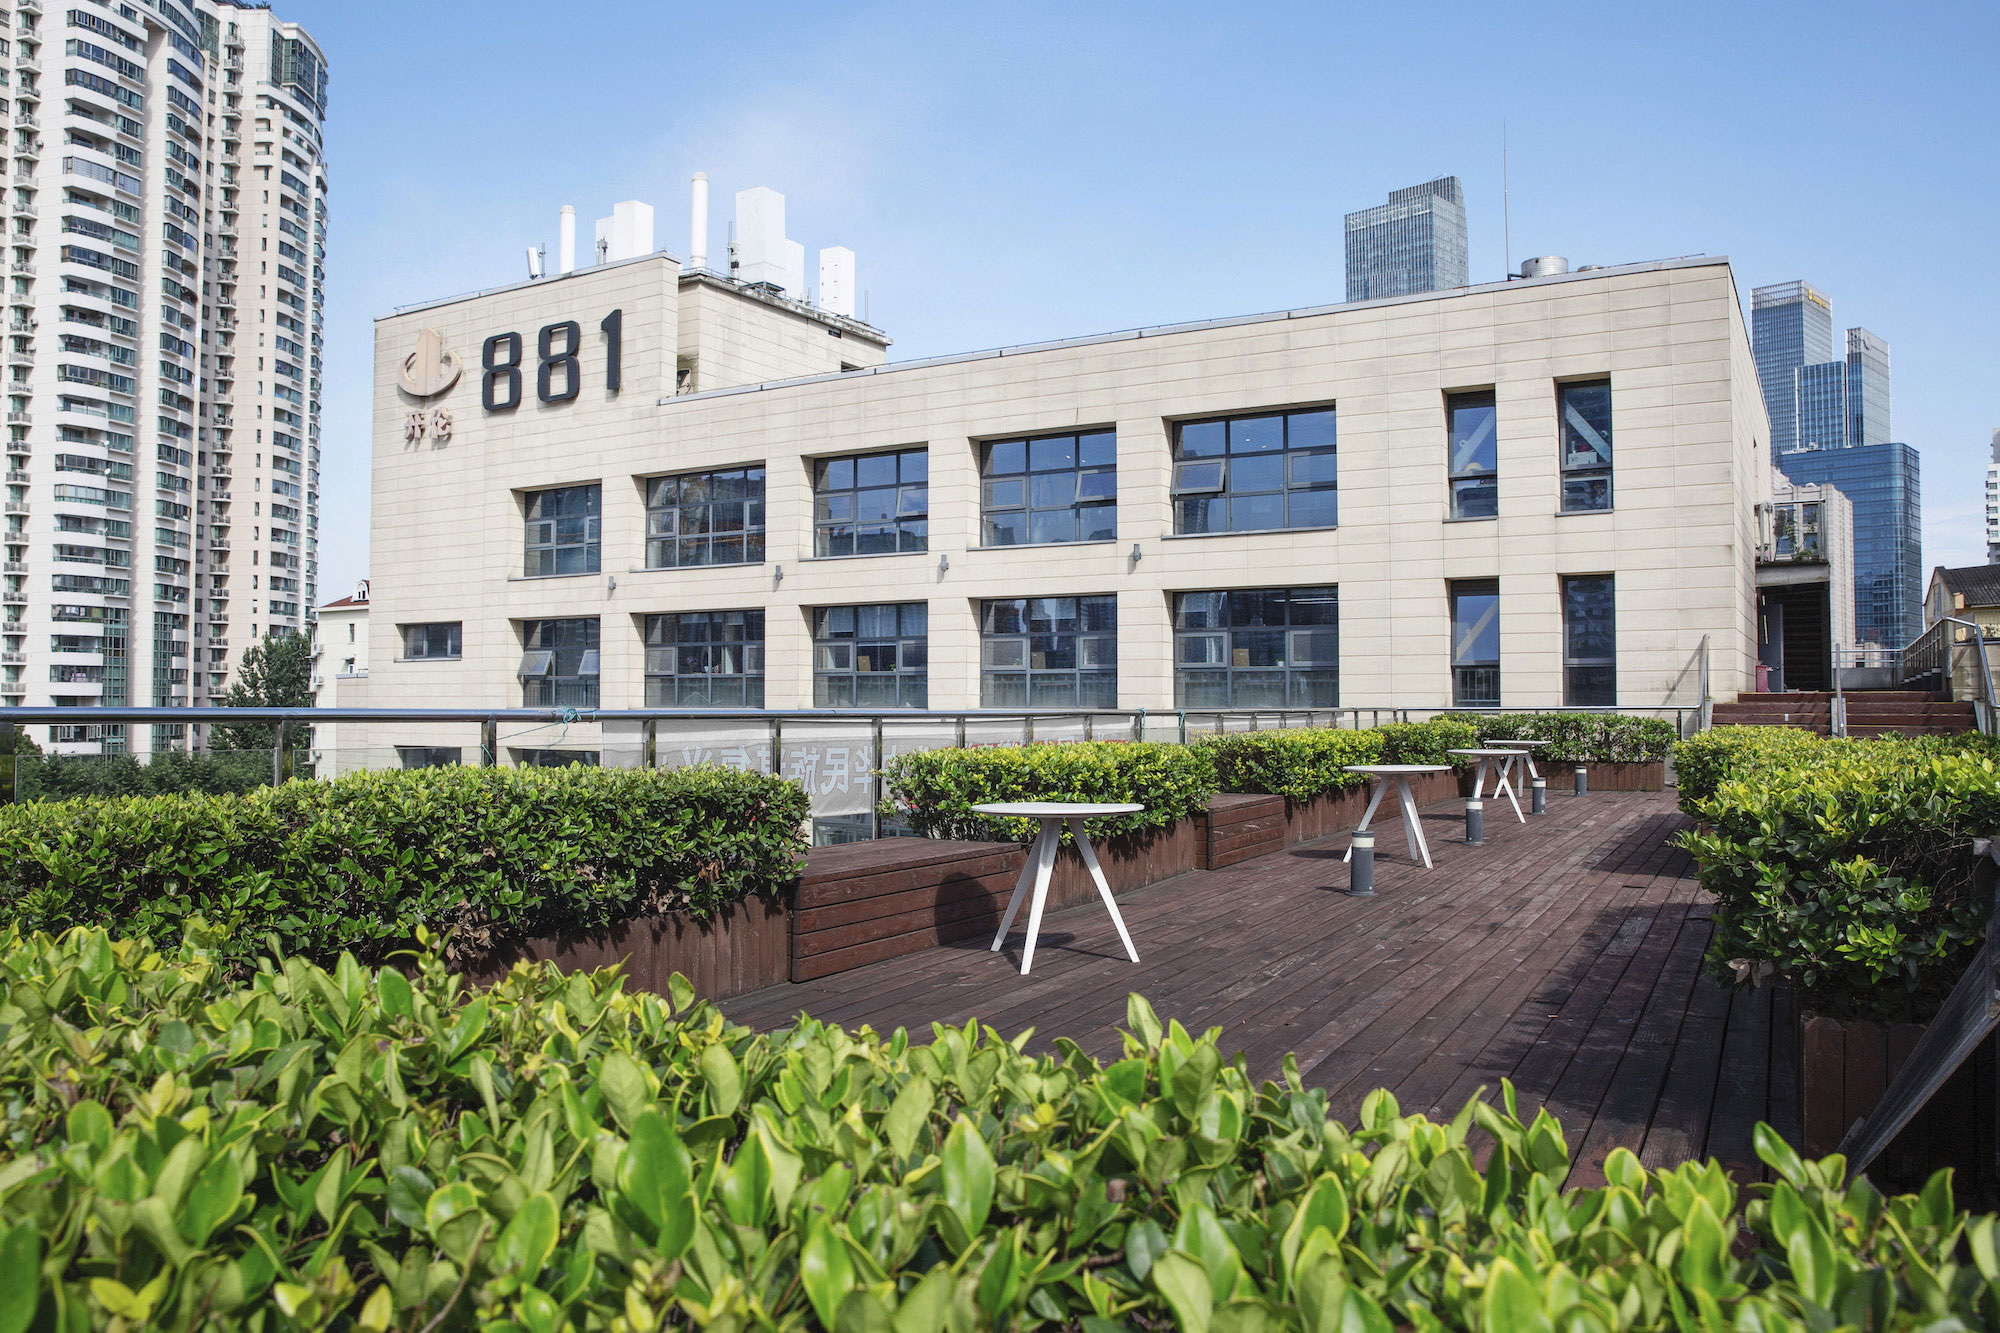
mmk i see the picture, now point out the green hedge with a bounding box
[1449,711,1678,764]
[1,927,1994,1331]
[0,764,809,974]
[1199,728,1385,803]
[1375,716,1480,767]
[882,741,1215,843]
[1676,727,2000,1019]
[17,749,280,801]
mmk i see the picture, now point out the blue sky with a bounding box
[299,0,2000,597]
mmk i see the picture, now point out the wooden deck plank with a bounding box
[720,789,1788,1182]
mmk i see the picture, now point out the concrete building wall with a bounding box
[352,256,1764,764]
[676,276,886,393]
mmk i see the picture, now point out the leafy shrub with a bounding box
[1376,716,1479,767]
[2,927,1996,1331]
[883,741,1215,843]
[0,763,808,973]
[1672,725,1831,807]
[1450,711,1678,764]
[1679,730,2000,1019]
[1197,727,1384,802]
[17,748,277,802]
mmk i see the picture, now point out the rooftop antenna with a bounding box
[1502,119,1512,280]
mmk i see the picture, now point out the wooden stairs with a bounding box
[1710,690,1975,738]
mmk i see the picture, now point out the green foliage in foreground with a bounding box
[1676,727,2000,1020]
[1199,728,1386,804]
[5,930,2000,1331]
[1448,712,1679,765]
[882,741,1217,843]
[0,764,808,973]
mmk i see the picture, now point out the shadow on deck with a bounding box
[725,788,1798,1185]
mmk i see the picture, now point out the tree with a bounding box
[211,630,314,754]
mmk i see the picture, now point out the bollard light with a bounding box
[1532,777,1547,815]
[1465,797,1485,846]
[1574,765,1589,797]
[1346,830,1377,897]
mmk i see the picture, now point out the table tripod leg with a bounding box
[1344,782,1388,862]
[1018,822,1060,975]
[990,824,1041,951]
[1397,779,1429,868]
[1071,818,1139,962]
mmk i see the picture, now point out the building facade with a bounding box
[1750,281,1832,455]
[1755,468,1854,692]
[308,576,363,767]
[1776,442,1921,648]
[1985,429,1999,564]
[349,250,1768,812]
[0,0,327,755]
[1342,177,1468,303]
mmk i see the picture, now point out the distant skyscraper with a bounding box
[1751,281,1833,454]
[1844,327,1891,446]
[1986,430,2000,564]
[1778,442,1922,648]
[1344,177,1467,302]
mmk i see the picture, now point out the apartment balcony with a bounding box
[211,464,231,478]
[15,57,40,77]
[0,682,24,697]
[209,538,229,551]
[3,469,23,484]
[2,500,26,515]
[10,205,33,220]
[1,561,24,575]
[1,586,24,604]
[210,486,229,500]
[14,140,37,161]
[5,349,29,369]
[0,650,22,666]
[14,114,36,131]
[18,0,42,13]
[9,261,31,277]
[5,412,27,425]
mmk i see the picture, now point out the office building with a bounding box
[1343,177,1468,303]
[1774,442,1921,648]
[1756,468,1854,691]
[1985,429,1999,564]
[1750,281,1832,455]
[343,181,1770,837]
[0,0,329,754]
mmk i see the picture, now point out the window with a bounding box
[1562,575,1616,706]
[400,622,461,659]
[1558,380,1612,512]
[814,448,927,556]
[981,430,1116,546]
[980,596,1116,707]
[518,617,599,707]
[1173,587,1339,706]
[644,610,764,706]
[645,466,764,568]
[524,484,601,576]
[397,746,460,769]
[1449,580,1500,708]
[1172,408,1336,534]
[512,749,600,768]
[814,603,927,707]
[1447,391,1497,519]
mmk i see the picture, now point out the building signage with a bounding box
[481,310,623,412]
[397,327,462,398]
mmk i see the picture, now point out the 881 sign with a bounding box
[481,309,623,411]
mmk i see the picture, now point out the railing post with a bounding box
[1177,711,1187,745]
[870,717,885,841]
[1133,709,1145,742]
[955,715,967,749]
[0,720,16,805]
[481,717,498,766]
[1024,714,1034,745]
[272,719,292,787]
[643,718,658,770]
[769,717,783,776]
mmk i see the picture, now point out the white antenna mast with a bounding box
[1502,119,1512,280]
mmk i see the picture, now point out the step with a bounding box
[1848,724,1977,738]
[1845,704,1975,721]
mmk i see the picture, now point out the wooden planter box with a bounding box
[1277,770,1463,846]
[467,893,793,1001]
[1797,1008,1998,1194]
[1576,760,1667,791]
[1196,794,1287,869]
[792,819,1200,983]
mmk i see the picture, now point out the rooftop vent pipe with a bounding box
[690,173,709,271]
[558,206,576,274]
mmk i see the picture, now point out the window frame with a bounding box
[396,746,461,769]
[979,430,1117,548]
[813,447,928,558]
[399,621,462,660]
[643,609,766,707]
[1171,586,1340,708]
[643,465,766,570]
[1170,407,1337,535]
[518,617,599,708]
[979,595,1118,708]
[1446,389,1498,521]
[522,483,602,577]
[1557,379,1613,513]
[1561,574,1617,706]
[812,602,928,707]
[1448,579,1501,709]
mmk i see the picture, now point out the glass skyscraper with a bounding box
[1343,177,1468,302]
[1751,281,1833,454]
[1777,443,1922,648]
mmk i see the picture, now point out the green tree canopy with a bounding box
[210,630,314,753]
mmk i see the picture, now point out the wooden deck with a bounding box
[726,788,1799,1185]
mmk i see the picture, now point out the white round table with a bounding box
[972,802,1143,975]
[1449,749,1526,823]
[1341,765,1451,869]
[1489,738,1553,781]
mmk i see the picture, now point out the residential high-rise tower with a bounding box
[1343,176,1467,303]
[0,0,328,754]
[1985,429,2000,565]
